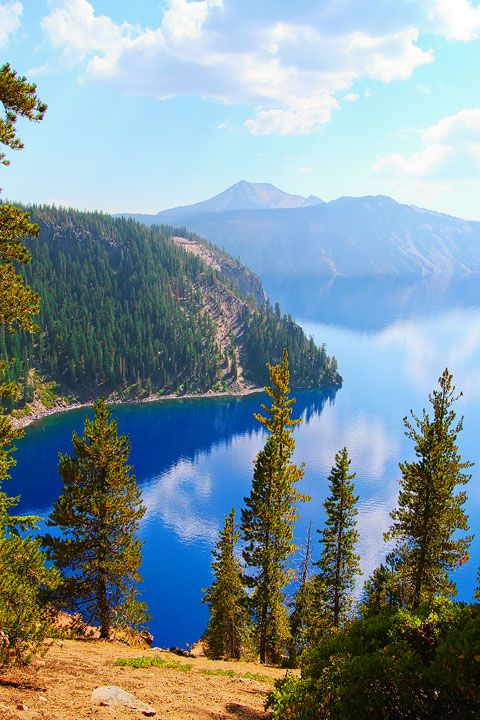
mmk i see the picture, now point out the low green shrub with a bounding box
[267,598,480,720]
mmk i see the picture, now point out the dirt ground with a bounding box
[0,640,291,720]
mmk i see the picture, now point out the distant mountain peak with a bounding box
[119,181,324,225]
[185,180,324,213]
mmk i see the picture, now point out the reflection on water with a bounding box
[11,275,480,647]
[264,274,480,332]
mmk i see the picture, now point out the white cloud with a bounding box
[215,119,232,130]
[417,82,431,94]
[245,98,339,136]
[372,143,451,177]
[372,108,480,181]
[0,1,22,47]
[39,0,437,136]
[344,92,360,102]
[427,0,480,41]
[41,0,135,65]
[422,108,480,143]
[347,27,432,82]
[162,0,222,41]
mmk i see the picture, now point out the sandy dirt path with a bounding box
[0,640,290,720]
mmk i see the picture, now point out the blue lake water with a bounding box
[11,275,480,647]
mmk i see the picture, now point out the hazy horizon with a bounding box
[2,1,480,220]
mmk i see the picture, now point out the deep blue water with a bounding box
[11,275,480,647]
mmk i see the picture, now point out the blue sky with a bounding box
[1,0,480,218]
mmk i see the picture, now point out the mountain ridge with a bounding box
[120,180,324,225]
[118,184,480,277]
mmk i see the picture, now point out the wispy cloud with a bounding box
[371,108,480,180]
[0,1,22,48]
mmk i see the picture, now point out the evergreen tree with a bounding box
[314,448,361,628]
[203,508,251,659]
[0,63,44,335]
[361,551,405,618]
[0,523,58,666]
[0,64,57,666]
[241,350,308,663]
[385,369,472,609]
[1,204,340,399]
[289,522,315,663]
[42,400,148,638]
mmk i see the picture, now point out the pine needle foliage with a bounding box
[0,64,57,667]
[385,369,473,609]
[203,508,251,659]
[289,522,316,663]
[0,63,46,165]
[42,400,149,638]
[241,349,309,663]
[314,447,361,628]
[0,529,58,667]
[361,552,407,618]
[0,63,44,335]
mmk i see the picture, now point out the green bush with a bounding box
[267,598,480,720]
[0,533,58,667]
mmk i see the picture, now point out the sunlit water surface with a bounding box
[11,275,480,646]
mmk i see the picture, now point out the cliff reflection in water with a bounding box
[263,273,480,332]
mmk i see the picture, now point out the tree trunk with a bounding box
[98,575,110,639]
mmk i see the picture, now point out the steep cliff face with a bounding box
[171,235,266,309]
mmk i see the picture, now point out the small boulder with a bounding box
[92,686,156,716]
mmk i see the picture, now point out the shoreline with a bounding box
[12,385,265,430]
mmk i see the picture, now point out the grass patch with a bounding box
[242,671,274,683]
[199,668,273,683]
[200,668,236,678]
[114,656,192,672]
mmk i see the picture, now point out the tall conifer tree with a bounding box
[43,400,148,638]
[289,522,315,662]
[385,369,472,608]
[241,349,308,663]
[203,508,250,659]
[0,64,58,666]
[314,448,361,628]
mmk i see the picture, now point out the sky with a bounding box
[1,0,480,218]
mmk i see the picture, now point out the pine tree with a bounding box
[289,522,315,663]
[385,369,472,609]
[42,400,148,638]
[0,522,58,666]
[0,63,44,335]
[241,349,308,663]
[0,64,57,667]
[203,508,251,659]
[313,448,361,628]
[361,552,405,617]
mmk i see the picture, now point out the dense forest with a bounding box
[0,205,340,400]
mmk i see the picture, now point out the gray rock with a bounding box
[92,685,156,716]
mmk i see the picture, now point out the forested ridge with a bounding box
[0,205,340,400]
